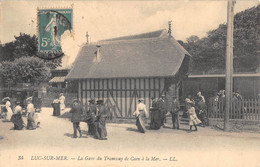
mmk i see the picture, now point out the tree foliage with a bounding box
[0,33,62,69]
[0,56,51,84]
[182,5,259,73]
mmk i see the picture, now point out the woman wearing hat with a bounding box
[59,93,66,111]
[87,98,96,135]
[3,97,13,121]
[11,101,25,130]
[26,97,36,130]
[133,98,148,133]
[185,98,201,132]
[94,100,107,140]
[149,97,162,130]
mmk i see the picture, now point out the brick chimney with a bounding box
[96,45,101,62]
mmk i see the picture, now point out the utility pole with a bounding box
[224,0,235,131]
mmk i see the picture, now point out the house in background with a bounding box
[49,68,70,88]
[66,28,191,118]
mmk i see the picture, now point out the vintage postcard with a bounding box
[0,0,259,167]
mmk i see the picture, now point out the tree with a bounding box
[0,56,51,84]
[184,5,259,73]
[0,42,16,62]
[13,33,38,59]
[0,33,62,69]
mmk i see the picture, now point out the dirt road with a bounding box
[1,108,260,167]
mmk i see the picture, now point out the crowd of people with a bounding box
[1,96,40,130]
[211,89,243,102]
[1,90,217,138]
[69,98,107,140]
[133,91,208,133]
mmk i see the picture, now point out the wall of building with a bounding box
[234,77,260,99]
[182,76,260,102]
[182,77,219,102]
[78,77,169,118]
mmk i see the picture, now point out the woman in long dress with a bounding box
[196,91,207,127]
[149,98,162,130]
[94,100,107,140]
[59,93,66,111]
[186,98,201,132]
[4,97,13,121]
[26,97,36,130]
[133,98,148,133]
[11,101,25,130]
[87,99,96,135]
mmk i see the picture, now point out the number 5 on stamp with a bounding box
[38,8,73,53]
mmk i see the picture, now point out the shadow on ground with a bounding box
[64,130,95,139]
[57,112,72,119]
[0,136,3,140]
[2,120,11,123]
[126,127,139,133]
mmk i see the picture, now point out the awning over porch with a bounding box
[49,77,65,83]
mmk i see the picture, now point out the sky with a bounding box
[0,0,258,67]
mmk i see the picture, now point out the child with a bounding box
[186,98,201,132]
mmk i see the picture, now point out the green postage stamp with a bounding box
[38,8,73,53]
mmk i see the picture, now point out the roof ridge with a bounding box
[82,30,170,46]
[99,29,167,42]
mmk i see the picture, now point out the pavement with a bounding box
[0,108,260,167]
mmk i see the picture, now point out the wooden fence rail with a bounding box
[208,98,260,120]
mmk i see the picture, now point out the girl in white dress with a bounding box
[4,97,13,121]
[185,98,201,132]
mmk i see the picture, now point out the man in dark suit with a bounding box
[69,99,83,138]
[158,94,167,127]
[170,96,180,129]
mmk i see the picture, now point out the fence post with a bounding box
[113,105,116,120]
[242,99,245,119]
[258,99,260,120]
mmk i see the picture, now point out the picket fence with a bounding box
[208,98,260,120]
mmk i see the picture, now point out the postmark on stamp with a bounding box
[37,8,73,57]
